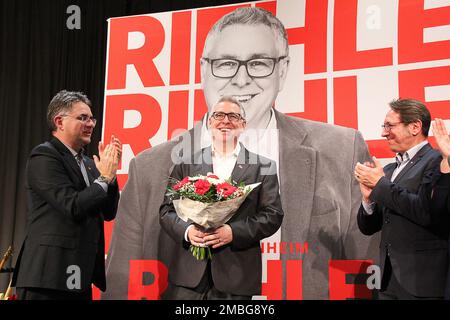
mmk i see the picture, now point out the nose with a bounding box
[86,119,96,127]
[381,128,389,138]
[221,115,231,124]
[231,64,252,87]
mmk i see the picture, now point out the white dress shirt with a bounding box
[211,143,241,180]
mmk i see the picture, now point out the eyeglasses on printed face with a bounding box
[62,114,97,125]
[381,122,403,132]
[202,56,287,78]
[210,112,244,123]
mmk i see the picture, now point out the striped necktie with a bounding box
[76,152,91,187]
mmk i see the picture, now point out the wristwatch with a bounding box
[97,175,111,184]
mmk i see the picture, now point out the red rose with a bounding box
[194,179,211,195]
[173,177,189,190]
[207,174,220,179]
[216,182,237,198]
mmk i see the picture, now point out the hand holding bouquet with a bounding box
[166,173,260,260]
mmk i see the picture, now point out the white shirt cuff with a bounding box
[362,200,375,215]
[184,224,194,242]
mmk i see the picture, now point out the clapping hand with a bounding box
[94,135,122,183]
[432,118,450,173]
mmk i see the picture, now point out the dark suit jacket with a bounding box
[159,146,283,296]
[357,143,448,297]
[12,137,119,292]
[421,164,450,299]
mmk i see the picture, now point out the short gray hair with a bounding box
[212,96,246,120]
[47,90,92,131]
[203,7,289,57]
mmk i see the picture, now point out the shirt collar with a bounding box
[396,140,428,165]
[60,142,84,159]
[211,142,241,158]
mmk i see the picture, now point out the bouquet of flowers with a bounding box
[166,173,260,260]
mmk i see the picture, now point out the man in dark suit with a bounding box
[355,98,448,299]
[424,117,450,299]
[159,96,283,299]
[12,90,122,300]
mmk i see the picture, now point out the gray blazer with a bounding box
[103,110,378,299]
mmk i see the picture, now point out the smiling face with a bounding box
[54,102,95,151]
[208,100,246,152]
[201,24,289,128]
[381,109,420,153]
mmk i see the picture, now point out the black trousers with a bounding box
[162,262,252,300]
[16,287,92,300]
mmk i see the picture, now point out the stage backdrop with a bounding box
[102,0,450,299]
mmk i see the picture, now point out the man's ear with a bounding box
[277,56,290,92]
[410,120,422,136]
[54,116,64,130]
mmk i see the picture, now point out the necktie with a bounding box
[76,152,91,187]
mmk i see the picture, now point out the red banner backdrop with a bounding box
[100,0,450,299]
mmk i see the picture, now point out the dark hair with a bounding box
[204,7,288,57]
[47,90,92,131]
[213,96,246,120]
[389,98,431,137]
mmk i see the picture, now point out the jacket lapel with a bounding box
[393,143,431,183]
[384,163,396,181]
[83,157,97,184]
[275,111,316,259]
[192,146,213,176]
[50,138,86,186]
[231,144,250,183]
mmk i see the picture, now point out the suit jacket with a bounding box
[357,143,448,297]
[419,163,450,299]
[159,146,283,296]
[12,137,119,292]
[104,110,377,299]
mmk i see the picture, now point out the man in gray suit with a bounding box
[104,7,376,300]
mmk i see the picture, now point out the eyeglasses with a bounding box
[202,56,287,78]
[381,122,403,132]
[210,112,245,123]
[62,114,97,125]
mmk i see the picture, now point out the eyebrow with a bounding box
[215,53,274,60]
[78,113,94,117]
